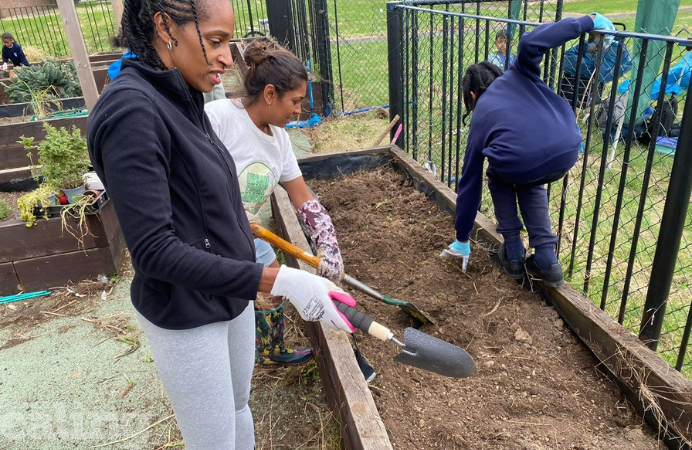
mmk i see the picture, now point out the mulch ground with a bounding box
[309,167,664,450]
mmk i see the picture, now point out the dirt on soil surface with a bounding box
[309,167,664,450]
[0,191,22,222]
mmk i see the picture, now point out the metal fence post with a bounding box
[639,80,692,350]
[311,0,333,115]
[387,2,404,147]
[265,0,298,53]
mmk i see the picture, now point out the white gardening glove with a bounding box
[271,265,356,333]
[245,209,261,225]
[2,63,7,71]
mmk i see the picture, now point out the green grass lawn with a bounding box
[0,2,118,57]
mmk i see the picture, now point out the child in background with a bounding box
[205,38,344,366]
[487,30,515,72]
[2,32,30,70]
[441,14,609,287]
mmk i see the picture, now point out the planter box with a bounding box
[0,66,110,105]
[0,97,86,118]
[271,145,692,450]
[0,193,125,295]
[0,115,88,191]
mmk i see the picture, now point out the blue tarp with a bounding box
[617,53,691,99]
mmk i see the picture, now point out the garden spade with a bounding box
[251,223,435,325]
[333,300,477,378]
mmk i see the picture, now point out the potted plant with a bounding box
[21,122,91,203]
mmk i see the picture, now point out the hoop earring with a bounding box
[167,41,172,51]
[268,103,272,109]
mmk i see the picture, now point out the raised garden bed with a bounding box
[0,56,117,105]
[270,146,692,450]
[0,115,88,191]
[0,190,125,295]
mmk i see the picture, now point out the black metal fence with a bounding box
[0,2,117,57]
[388,1,692,377]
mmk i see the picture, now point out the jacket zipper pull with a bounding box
[204,239,211,249]
[206,133,215,146]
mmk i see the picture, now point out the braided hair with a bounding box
[111,0,210,70]
[242,37,308,105]
[461,61,503,125]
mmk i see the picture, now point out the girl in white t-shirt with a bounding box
[205,38,344,366]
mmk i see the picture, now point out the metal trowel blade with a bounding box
[393,327,478,378]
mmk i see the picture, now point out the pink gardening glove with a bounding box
[298,199,344,282]
[329,290,357,333]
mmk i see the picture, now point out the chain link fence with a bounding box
[324,0,560,114]
[390,2,692,378]
[0,1,117,57]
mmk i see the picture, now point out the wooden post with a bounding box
[111,0,124,32]
[56,0,99,112]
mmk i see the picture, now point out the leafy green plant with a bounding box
[0,198,11,220]
[17,185,55,227]
[1,59,82,103]
[20,122,90,190]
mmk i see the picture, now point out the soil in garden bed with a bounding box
[309,168,662,450]
[0,191,22,222]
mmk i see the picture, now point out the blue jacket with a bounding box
[88,59,263,329]
[562,39,632,83]
[455,15,593,242]
[2,42,29,66]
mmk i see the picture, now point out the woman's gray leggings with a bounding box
[136,302,255,450]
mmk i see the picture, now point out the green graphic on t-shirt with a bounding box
[238,162,277,214]
[242,172,270,204]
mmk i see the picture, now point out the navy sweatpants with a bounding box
[486,169,568,249]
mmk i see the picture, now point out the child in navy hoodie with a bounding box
[2,33,29,70]
[441,14,608,287]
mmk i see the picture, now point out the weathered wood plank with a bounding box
[13,246,118,292]
[0,167,34,191]
[93,67,109,93]
[271,186,393,450]
[0,203,113,263]
[0,116,88,146]
[230,42,247,75]
[56,0,99,111]
[108,222,127,273]
[0,262,20,296]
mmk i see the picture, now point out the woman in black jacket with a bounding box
[87,0,355,448]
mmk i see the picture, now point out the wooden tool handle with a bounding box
[250,223,322,268]
[372,114,400,147]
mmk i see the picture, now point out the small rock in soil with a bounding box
[514,328,533,344]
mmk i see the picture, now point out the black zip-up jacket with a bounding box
[87,59,263,329]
